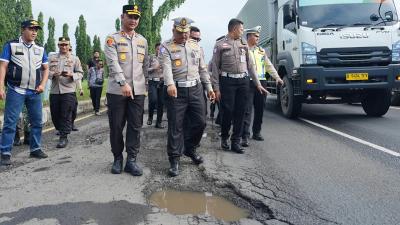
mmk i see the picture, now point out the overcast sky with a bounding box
[31,0,247,61]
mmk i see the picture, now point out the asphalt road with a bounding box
[250,99,400,224]
[1,100,400,225]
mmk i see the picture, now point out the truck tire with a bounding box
[391,90,400,106]
[280,76,302,118]
[361,89,391,117]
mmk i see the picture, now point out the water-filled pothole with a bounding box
[149,190,249,222]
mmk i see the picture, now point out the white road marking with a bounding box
[299,118,400,157]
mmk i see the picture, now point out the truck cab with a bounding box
[248,0,400,117]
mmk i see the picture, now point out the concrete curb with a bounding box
[0,97,107,128]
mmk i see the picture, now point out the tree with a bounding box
[115,18,121,31]
[86,35,92,63]
[36,12,45,46]
[0,0,17,52]
[15,0,33,36]
[62,23,69,39]
[92,35,101,53]
[45,17,56,53]
[125,0,186,53]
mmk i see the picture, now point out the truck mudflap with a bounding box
[297,64,400,91]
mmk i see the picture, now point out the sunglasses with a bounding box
[58,44,69,47]
[191,37,201,42]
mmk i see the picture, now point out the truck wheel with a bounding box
[391,90,400,106]
[280,76,302,118]
[361,89,391,117]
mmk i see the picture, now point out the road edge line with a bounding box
[299,118,400,157]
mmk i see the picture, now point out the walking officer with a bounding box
[147,43,165,128]
[104,4,149,176]
[48,37,83,148]
[160,17,215,177]
[211,18,267,154]
[241,26,283,147]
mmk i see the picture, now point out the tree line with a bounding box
[0,0,187,75]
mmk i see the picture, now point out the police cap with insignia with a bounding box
[21,19,42,30]
[172,17,194,33]
[58,37,70,45]
[245,25,262,35]
[123,4,141,17]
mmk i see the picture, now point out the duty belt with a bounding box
[150,77,161,81]
[176,79,199,88]
[221,72,247,79]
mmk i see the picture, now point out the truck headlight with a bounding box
[392,41,400,63]
[302,42,317,65]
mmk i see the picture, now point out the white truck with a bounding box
[238,0,400,117]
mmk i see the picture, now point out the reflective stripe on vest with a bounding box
[250,47,267,80]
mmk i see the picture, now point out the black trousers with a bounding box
[72,95,78,127]
[90,87,103,112]
[50,93,76,137]
[242,80,267,138]
[220,76,249,143]
[165,83,206,158]
[148,80,158,118]
[156,81,165,124]
[107,94,145,158]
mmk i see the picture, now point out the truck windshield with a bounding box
[298,0,398,28]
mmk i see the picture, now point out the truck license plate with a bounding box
[346,73,369,81]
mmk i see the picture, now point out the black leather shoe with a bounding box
[168,157,179,177]
[184,151,204,165]
[147,117,153,126]
[124,157,143,176]
[111,156,123,174]
[55,131,60,136]
[231,143,245,154]
[155,122,165,129]
[241,137,249,147]
[1,154,11,166]
[30,149,48,159]
[72,126,79,131]
[56,137,68,148]
[252,133,264,141]
[221,139,229,150]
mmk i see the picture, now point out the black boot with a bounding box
[147,115,153,126]
[184,150,204,165]
[124,156,143,176]
[241,137,249,147]
[221,139,229,150]
[56,136,68,148]
[168,157,179,177]
[252,133,264,141]
[13,132,22,146]
[231,142,245,154]
[111,155,123,174]
[1,154,11,166]
[23,131,30,145]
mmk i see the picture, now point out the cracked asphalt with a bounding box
[1,98,400,225]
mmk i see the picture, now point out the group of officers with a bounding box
[104,4,283,177]
[0,4,283,178]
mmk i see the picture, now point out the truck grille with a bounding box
[317,47,391,67]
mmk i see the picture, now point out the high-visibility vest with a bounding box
[249,46,267,80]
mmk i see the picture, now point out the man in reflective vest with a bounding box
[241,26,283,147]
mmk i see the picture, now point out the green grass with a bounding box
[0,79,108,112]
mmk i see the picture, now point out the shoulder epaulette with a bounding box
[216,35,226,42]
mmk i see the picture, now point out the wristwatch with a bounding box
[118,80,126,86]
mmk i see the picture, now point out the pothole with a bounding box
[149,190,249,222]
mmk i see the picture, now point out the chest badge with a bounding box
[174,59,182,67]
[120,53,127,61]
